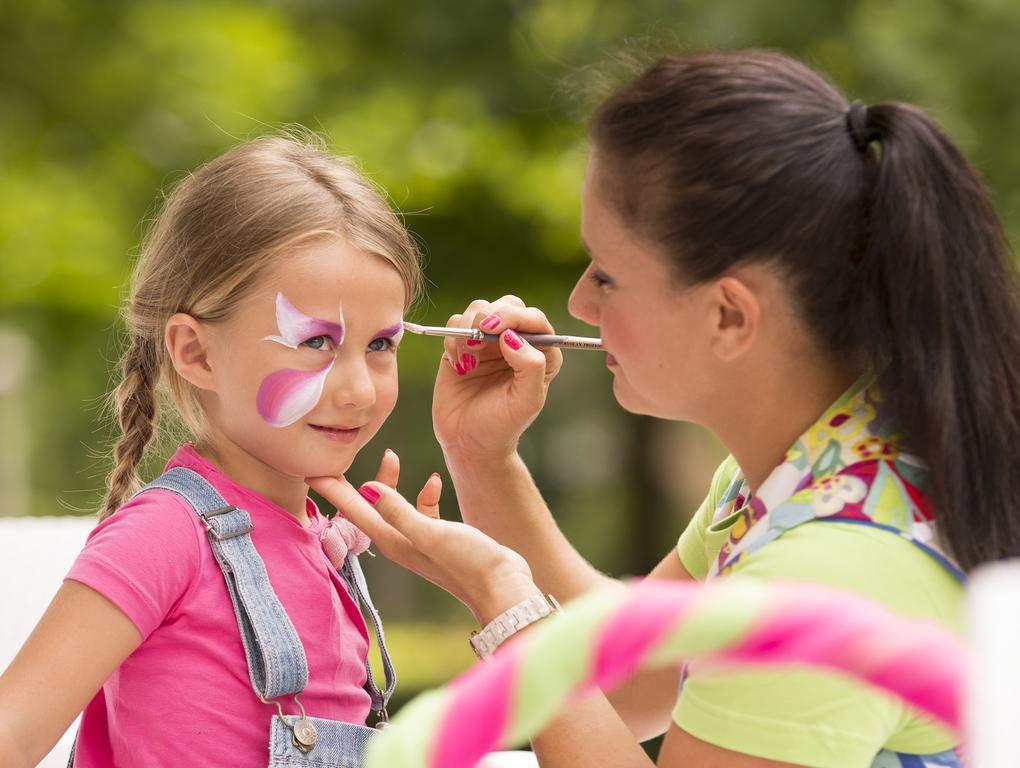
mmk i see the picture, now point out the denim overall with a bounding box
[69,466,395,768]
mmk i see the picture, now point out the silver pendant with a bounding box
[291,718,318,753]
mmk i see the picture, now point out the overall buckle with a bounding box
[198,505,254,541]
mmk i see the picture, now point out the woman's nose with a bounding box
[328,357,377,410]
[567,269,599,326]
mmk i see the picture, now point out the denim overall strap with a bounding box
[143,466,309,701]
[340,554,396,715]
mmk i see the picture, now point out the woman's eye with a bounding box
[588,268,612,288]
[368,337,397,353]
[301,335,331,351]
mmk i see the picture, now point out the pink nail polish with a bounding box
[359,484,381,505]
[503,330,523,351]
[466,338,479,347]
[480,314,501,331]
[455,362,466,376]
[461,353,476,370]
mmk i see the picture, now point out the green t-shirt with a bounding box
[673,456,963,768]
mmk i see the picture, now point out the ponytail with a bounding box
[100,335,159,521]
[857,102,1020,571]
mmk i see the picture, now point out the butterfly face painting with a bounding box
[256,292,345,428]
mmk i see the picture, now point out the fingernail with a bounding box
[480,314,501,331]
[461,352,476,371]
[503,329,523,351]
[466,338,480,347]
[359,484,381,505]
[430,472,441,480]
[384,448,394,456]
[455,362,466,376]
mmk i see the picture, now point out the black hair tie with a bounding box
[845,100,873,153]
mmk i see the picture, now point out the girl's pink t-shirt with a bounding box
[65,444,372,767]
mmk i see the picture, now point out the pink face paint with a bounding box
[374,322,405,347]
[256,357,335,428]
[262,292,344,349]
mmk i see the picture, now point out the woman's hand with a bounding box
[371,448,442,519]
[307,453,539,626]
[432,296,564,461]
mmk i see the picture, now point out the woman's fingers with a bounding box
[357,481,435,546]
[374,448,400,488]
[445,303,493,376]
[500,329,560,401]
[416,473,442,519]
[306,475,414,555]
[443,313,466,373]
[476,304,555,337]
[444,298,559,378]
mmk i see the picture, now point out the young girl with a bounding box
[0,135,437,768]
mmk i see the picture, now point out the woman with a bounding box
[311,50,1020,767]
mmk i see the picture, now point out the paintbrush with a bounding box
[401,321,604,351]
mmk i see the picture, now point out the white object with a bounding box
[469,594,561,659]
[477,751,540,767]
[0,516,94,767]
[967,559,1020,768]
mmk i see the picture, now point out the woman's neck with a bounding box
[709,361,857,494]
[192,434,311,527]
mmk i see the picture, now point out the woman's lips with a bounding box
[309,424,361,444]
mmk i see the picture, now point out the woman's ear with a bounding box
[708,274,762,362]
[165,313,216,391]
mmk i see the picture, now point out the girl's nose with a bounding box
[328,357,377,410]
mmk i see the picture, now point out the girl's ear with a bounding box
[165,313,216,391]
[707,274,762,362]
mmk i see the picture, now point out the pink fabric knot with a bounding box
[319,516,371,570]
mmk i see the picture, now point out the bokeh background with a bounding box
[2,0,1019,721]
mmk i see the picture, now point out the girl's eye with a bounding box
[302,335,331,351]
[588,268,612,289]
[368,337,397,353]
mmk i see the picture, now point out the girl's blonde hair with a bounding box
[100,133,422,521]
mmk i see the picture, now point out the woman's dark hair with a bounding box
[589,49,1020,573]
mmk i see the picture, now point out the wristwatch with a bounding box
[469,593,562,660]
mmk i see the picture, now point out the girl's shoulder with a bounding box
[93,484,207,544]
[67,486,210,640]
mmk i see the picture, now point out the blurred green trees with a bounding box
[2,0,1018,697]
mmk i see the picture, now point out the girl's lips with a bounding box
[606,353,618,366]
[309,424,361,444]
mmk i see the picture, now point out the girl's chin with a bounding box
[275,447,356,482]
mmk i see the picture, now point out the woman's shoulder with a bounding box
[730,520,963,628]
[676,523,962,764]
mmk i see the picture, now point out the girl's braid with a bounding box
[99,335,159,521]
